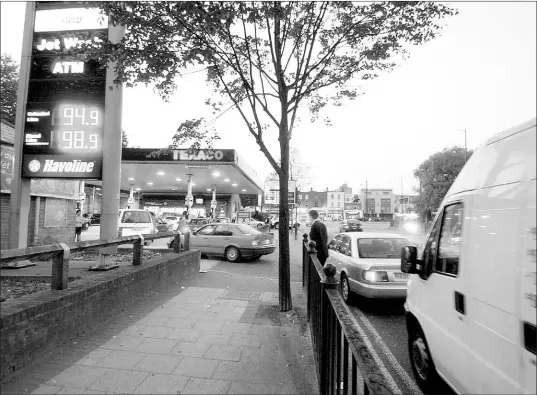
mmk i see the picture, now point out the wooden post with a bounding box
[302,233,309,287]
[51,243,70,290]
[133,235,143,266]
[173,231,182,253]
[184,231,190,251]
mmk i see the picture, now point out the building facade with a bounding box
[327,190,345,216]
[297,188,327,210]
[359,188,397,219]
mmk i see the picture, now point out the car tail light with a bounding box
[362,270,389,282]
[252,240,259,246]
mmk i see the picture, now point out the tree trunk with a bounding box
[278,121,292,312]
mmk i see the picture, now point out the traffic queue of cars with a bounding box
[326,118,536,395]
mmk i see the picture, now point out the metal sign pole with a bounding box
[94,20,124,270]
[9,2,35,250]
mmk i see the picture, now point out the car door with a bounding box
[327,234,344,281]
[213,224,233,255]
[413,201,471,391]
[336,235,357,280]
[191,224,217,254]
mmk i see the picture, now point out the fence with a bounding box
[0,231,190,291]
[302,234,394,395]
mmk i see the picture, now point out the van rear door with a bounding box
[520,179,536,394]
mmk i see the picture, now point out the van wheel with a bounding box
[340,274,354,304]
[409,321,440,392]
[274,223,279,229]
[225,246,240,262]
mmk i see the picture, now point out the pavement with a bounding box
[1,229,317,395]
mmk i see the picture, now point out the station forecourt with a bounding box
[113,147,263,219]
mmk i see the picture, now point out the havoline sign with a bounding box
[22,154,102,179]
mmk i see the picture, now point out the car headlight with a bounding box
[362,270,389,282]
[403,222,419,233]
[252,240,259,246]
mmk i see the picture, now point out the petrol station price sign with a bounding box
[21,4,108,180]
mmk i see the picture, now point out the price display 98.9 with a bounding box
[50,103,103,151]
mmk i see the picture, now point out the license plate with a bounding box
[394,273,410,281]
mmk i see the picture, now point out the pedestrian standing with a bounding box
[308,209,329,265]
[75,209,83,242]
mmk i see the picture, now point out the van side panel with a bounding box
[519,180,536,394]
[467,181,524,393]
[465,126,536,393]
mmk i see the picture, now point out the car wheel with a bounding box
[409,321,441,392]
[225,246,240,262]
[257,223,263,228]
[82,223,89,231]
[340,274,353,304]
[274,223,279,229]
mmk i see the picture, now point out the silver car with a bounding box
[326,232,413,303]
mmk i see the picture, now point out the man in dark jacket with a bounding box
[309,210,329,265]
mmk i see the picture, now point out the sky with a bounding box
[1,1,536,195]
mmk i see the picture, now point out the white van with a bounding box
[118,209,157,245]
[401,118,536,394]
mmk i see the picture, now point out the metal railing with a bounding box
[0,231,190,291]
[302,234,394,395]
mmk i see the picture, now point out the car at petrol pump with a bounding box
[326,232,414,303]
[155,217,173,232]
[118,209,157,246]
[167,223,275,262]
[187,218,210,232]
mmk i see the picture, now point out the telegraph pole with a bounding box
[464,129,468,163]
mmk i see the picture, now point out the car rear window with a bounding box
[357,238,410,258]
[347,220,360,224]
[121,211,152,224]
[236,225,261,235]
[166,217,177,220]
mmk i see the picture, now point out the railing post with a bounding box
[302,233,309,287]
[51,243,70,290]
[174,231,182,253]
[307,240,317,322]
[320,262,339,395]
[183,231,190,251]
[133,235,143,266]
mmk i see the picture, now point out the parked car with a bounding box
[118,209,157,245]
[250,219,265,228]
[270,216,296,229]
[164,216,180,229]
[400,118,536,394]
[339,219,363,233]
[327,232,413,303]
[89,213,101,225]
[155,217,173,232]
[167,223,275,262]
[216,217,231,223]
[188,218,210,232]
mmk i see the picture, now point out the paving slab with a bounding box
[2,272,317,395]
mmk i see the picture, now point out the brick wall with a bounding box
[0,250,201,381]
[1,194,77,250]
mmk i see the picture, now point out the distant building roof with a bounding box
[1,116,15,145]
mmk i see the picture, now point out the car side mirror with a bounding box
[401,246,422,274]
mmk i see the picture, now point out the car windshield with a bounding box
[347,220,360,224]
[121,211,152,224]
[190,219,207,225]
[166,217,177,221]
[357,238,410,258]
[217,218,230,223]
[235,225,261,235]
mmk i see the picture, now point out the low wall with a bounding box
[0,250,200,381]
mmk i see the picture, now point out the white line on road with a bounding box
[345,312,402,394]
[352,308,424,395]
